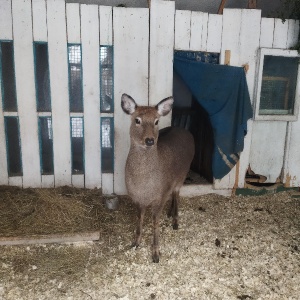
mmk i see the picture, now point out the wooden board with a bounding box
[287,19,300,49]
[66,3,81,44]
[273,18,289,48]
[32,0,47,41]
[0,0,13,40]
[175,10,191,50]
[189,11,209,51]
[47,0,72,187]
[113,7,149,195]
[149,0,175,129]
[81,4,101,189]
[12,0,41,188]
[102,173,114,194]
[41,175,54,188]
[99,6,113,46]
[260,18,275,48]
[206,14,223,53]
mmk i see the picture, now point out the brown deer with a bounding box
[121,94,195,263]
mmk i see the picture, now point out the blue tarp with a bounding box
[174,52,253,179]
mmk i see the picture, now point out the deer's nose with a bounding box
[145,138,155,147]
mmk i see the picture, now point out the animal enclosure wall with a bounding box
[0,0,299,194]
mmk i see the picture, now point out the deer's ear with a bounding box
[156,97,174,116]
[121,94,137,115]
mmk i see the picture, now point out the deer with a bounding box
[121,93,195,263]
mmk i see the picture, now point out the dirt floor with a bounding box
[0,187,299,299]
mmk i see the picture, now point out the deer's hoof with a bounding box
[131,241,139,249]
[152,253,160,263]
[172,223,179,230]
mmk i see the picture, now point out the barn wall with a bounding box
[0,0,299,193]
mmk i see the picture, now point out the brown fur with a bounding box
[121,94,195,263]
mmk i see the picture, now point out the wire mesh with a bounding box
[71,117,84,174]
[101,117,114,173]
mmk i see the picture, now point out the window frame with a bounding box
[254,48,300,121]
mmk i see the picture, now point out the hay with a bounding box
[0,186,135,238]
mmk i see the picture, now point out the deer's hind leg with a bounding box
[167,190,179,230]
[132,204,146,248]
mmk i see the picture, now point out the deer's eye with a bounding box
[155,119,159,125]
[135,118,141,125]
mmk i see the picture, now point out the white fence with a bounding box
[0,0,299,194]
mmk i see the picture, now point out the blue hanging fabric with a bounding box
[173,52,253,179]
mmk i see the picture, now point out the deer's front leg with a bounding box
[151,203,164,263]
[132,204,146,248]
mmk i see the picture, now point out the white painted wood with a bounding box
[8,176,22,187]
[81,4,101,189]
[0,0,13,40]
[206,14,223,53]
[200,12,208,51]
[180,184,231,197]
[66,3,81,44]
[72,174,84,188]
[0,89,8,185]
[214,166,237,190]
[175,10,191,50]
[12,0,41,188]
[47,0,72,186]
[250,121,287,183]
[149,0,175,129]
[102,173,114,194]
[189,11,203,51]
[99,6,113,45]
[220,9,242,65]
[114,7,149,194]
[260,18,275,48]
[273,18,289,48]
[32,0,47,41]
[287,19,300,49]
[41,175,54,188]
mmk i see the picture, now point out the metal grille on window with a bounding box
[100,46,113,112]
[68,45,83,112]
[0,41,17,112]
[71,117,84,174]
[34,43,51,112]
[39,117,54,174]
[259,56,298,115]
[101,117,114,173]
[4,117,22,176]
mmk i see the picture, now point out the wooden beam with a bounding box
[247,0,257,9]
[218,0,227,14]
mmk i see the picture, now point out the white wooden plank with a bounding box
[81,4,101,189]
[287,19,300,49]
[32,0,47,41]
[149,0,175,129]
[273,18,289,48]
[47,0,72,186]
[250,121,287,183]
[189,11,203,51]
[99,6,113,45]
[8,176,22,187]
[207,14,223,53]
[12,0,41,188]
[102,173,113,194]
[66,3,81,44]
[220,9,242,66]
[0,0,13,40]
[114,7,149,195]
[0,91,8,185]
[41,175,54,188]
[200,12,208,51]
[72,174,84,188]
[175,10,191,50]
[260,18,275,48]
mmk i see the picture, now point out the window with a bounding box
[101,117,114,173]
[71,117,84,174]
[0,41,17,112]
[100,46,113,112]
[254,48,300,121]
[34,42,51,112]
[68,45,83,112]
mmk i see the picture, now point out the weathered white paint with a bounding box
[102,173,114,194]
[8,176,22,187]
[149,0,175,129]
[273,18,289,48]
[190,11,208,51]
[47,0,72,186]
[12,0,41,188]
[0,0,13,40]
[72,174,84,188]
[81,4,101,189]
[99,6,113,45]
[32,0,47,41]
[113,7,149,194]
[175,10,191,50]
[41,175,55,188]
[206,14,223,53]
[66,3,81,44]
[287,19,300,49]
[260,18,275,48]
